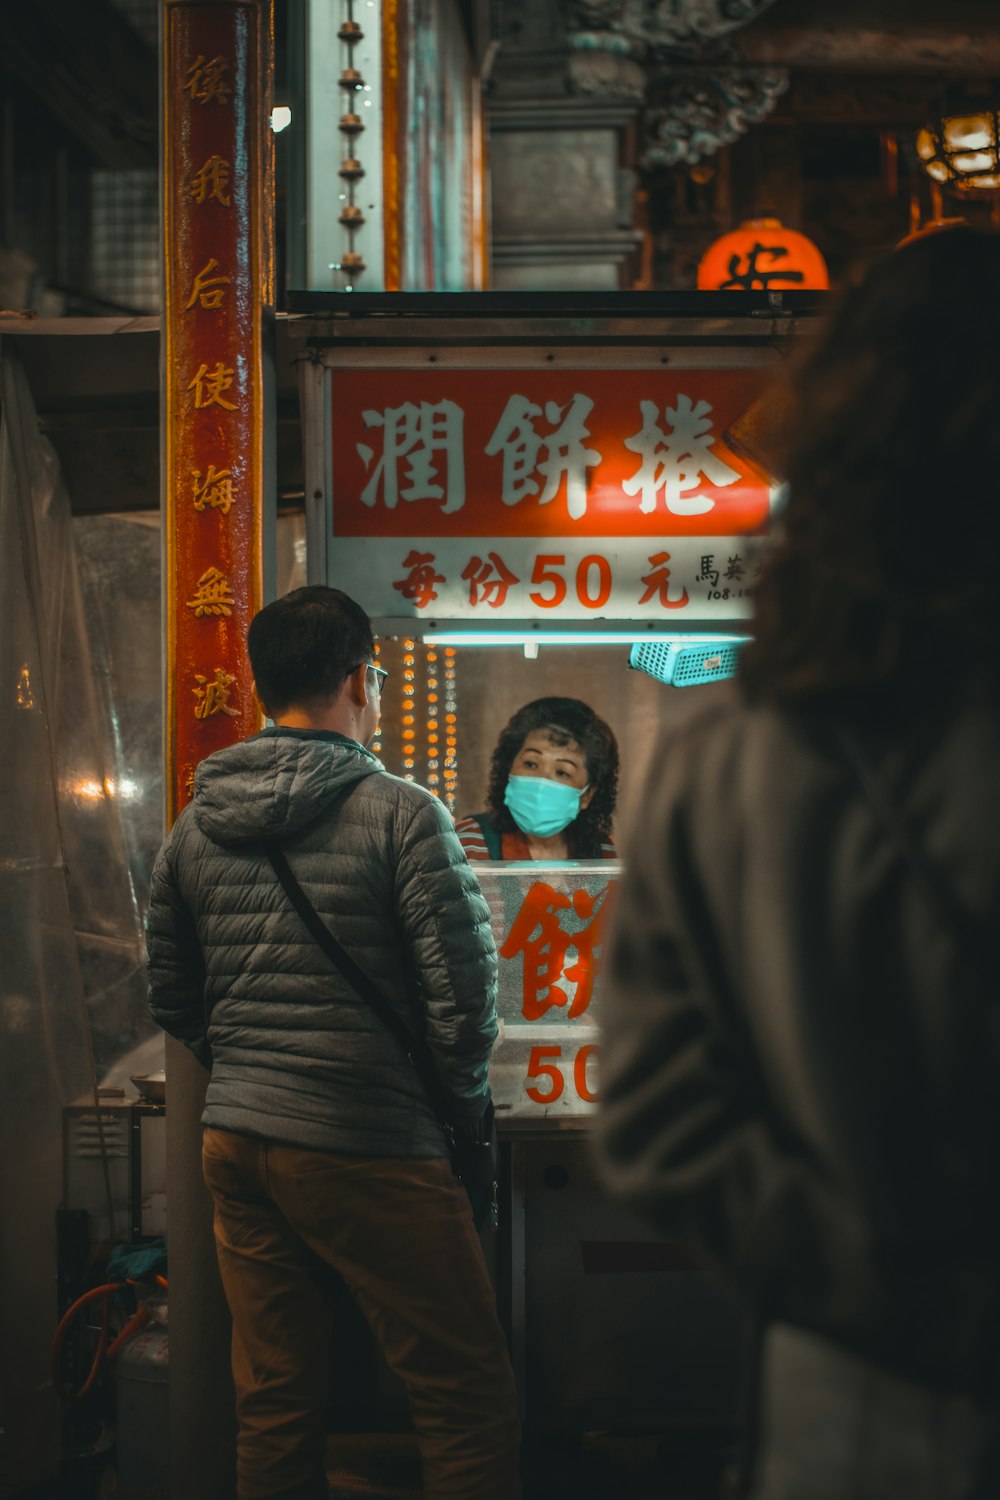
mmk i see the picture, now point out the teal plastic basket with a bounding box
[629,639,746,687]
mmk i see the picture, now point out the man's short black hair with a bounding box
[247,586,374,714]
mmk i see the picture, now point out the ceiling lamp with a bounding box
[697,216,829,291]
[916,83,1000,193]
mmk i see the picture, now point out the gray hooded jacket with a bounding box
[146,728,498,1157]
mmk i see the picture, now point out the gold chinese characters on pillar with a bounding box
[162,1,273,825]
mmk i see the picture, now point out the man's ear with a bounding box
[346,663,369,706]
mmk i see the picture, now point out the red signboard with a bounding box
[329,367,775,623]
[332,368,772,538]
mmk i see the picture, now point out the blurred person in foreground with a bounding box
[595,227,1000,1500]
[456,696,619,861]
[146,586,519,1500]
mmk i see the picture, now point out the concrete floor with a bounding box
[326,1429,740,1499]
[14,1427,741,1500]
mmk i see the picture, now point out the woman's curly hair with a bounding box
[739,226,1000,714]
[484,697,619,857]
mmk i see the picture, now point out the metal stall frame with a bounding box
[289,288,825,622]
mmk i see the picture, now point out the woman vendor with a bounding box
[456,697,619,862]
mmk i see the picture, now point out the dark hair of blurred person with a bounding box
[740,225,1000,716]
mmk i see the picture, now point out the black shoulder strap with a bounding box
[261,840,453,1122]
[836,726,992,988]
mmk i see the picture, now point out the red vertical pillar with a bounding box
[160,7,273,1493]
[162,0,273,826]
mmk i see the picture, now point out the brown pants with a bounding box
[202,1127,520,1500]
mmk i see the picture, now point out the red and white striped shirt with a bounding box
[455,814,616,862]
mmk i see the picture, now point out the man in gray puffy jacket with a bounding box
[147,585,519,1500]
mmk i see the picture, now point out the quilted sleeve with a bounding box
[145,827,212,1070]
[394,795,499,1120]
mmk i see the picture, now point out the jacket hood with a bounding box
[192,729,382,846]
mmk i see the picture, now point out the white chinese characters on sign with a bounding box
[484,394,601,520]
[622,395,740,515]
[357,401,465,514]
[355,392,737,517]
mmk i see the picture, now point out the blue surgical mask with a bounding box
[504,775,588,839]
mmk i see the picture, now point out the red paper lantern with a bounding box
[697,217,829,291]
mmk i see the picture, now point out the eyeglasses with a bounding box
[348,662,389,695]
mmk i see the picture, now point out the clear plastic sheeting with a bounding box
[72,514,166,1086]
[67,504,307,1087]
[0,351,95,1488]
[0,351,150,1492]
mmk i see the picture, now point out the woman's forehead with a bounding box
[517,729,584,760]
